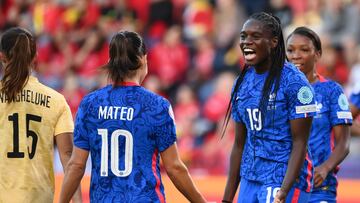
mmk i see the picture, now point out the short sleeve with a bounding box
[73,98,90,151]
[287,74,317,120]
[329,83,353,126]
[350,93,360,109]
[153,101,177,152]
[54,97,74,135]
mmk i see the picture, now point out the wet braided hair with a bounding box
[221,12,286,137]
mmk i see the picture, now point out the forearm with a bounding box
[222,145,242,202]
[166,163,206,203]
[321,125,350,172]
[351,122,360,136]
[59,152,82,202]
[281,142,306,194]
[59,163,85,203]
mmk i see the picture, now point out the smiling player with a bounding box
[287,26,352,203]
[222,13,316,203]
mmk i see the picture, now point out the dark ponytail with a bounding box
[0,27,36,102]
[106,31,147,84]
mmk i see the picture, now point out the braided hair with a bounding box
[221,12,286,137]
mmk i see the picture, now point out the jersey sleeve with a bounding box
[54,96,74,135]
[73,97,90,151]
[286,73,317,120]
[330,82,353,126]
[153,100,177,152]
[350,83,360,109]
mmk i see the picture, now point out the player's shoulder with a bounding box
[139,87,171,107]
[282,62,304,77]
[317,77,344,93]
[80,85,110,106]
[31,77,67,102]
[281,62,309,86]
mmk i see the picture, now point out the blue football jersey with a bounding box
[309,75,352,193]
[74,84,176,203]
[350,82,360,109]
[231,62,316,192]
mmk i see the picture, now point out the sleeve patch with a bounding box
[297,86,314,104]
[338,94,349,110]
[337,111,353,119]
[296,104,317,114]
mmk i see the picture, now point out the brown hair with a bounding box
[0,27,36,102]
[105,30,146,84]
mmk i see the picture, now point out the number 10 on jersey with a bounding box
[98,129,133,177]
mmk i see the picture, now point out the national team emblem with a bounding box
[297,86,313,104]
[338,94,349,110]
[268,93,276,102]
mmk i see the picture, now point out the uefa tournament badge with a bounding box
[297,86,313,104]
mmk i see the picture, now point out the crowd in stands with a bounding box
[1,0,360,175]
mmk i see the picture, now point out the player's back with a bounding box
[74,84,176,202]
[0,76,73,203]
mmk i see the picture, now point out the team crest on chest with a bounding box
[297,86,313,104]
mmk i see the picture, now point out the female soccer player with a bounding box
[0,28,82,202]
[222,12,316,203]
[59,31,206,203]
[287,26,352,203]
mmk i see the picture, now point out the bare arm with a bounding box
[56,133,83,203]
[276,117,312,201]
[222,122,246,203]
[350,104,360,119]
[59,146,89,203]
[313,124,350,187]
[160,144,206,203]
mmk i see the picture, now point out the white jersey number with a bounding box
[246,108,262,131]
[266,186,280,203]
[98,129,133,177]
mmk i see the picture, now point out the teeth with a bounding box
[294,64,302,67]
[244,48,254,52]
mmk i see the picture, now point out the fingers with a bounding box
[314,174,323,187]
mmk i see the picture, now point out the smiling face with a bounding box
[239,19,278,71]
[286,34,320,75]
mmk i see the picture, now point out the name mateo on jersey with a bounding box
[0,89,51,108]
[98,106,134,120]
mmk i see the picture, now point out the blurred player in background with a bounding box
[287,26,352,203]
[0,27,82,202]
[222,12,316,203]
[59,30,206,203]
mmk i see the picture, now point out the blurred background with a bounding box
[1,0,360,202]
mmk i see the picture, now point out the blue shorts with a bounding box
[309,190,336,203]
[238,178,310,203]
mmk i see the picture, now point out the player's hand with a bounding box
[314,165,329,187]
[273,189,287,203]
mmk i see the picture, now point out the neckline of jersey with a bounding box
[116,81,140,86]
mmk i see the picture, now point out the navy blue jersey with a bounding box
[74,84,176,203]
[231,62,316,192]
[309,76,352,193]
